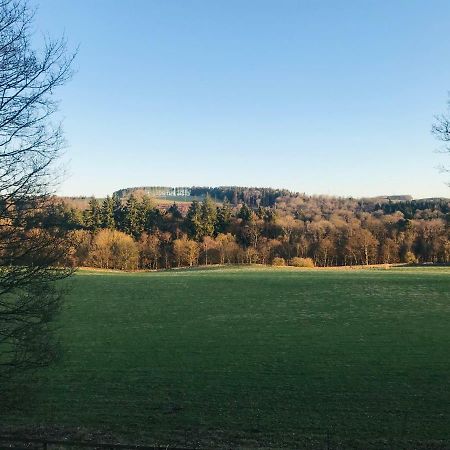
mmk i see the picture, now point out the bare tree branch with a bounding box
[0,0,75,380]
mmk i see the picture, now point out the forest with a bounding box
[34,190,450,270]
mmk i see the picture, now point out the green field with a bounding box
[2,267,450,448]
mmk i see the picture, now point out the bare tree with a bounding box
[0,0,75,378]
[432,97,450,180]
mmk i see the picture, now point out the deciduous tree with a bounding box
[173,236,199,267]
[0,0,75,377]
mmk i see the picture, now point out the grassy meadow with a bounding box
[2,266,450,448]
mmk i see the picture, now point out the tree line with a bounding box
[39,193,450,270]
[113,185,292,207]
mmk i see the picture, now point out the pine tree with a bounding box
[140,196,167,234]
[101,196,115,229]
[139,196,154,231]
[145,208,165,233]
[237,203,253,222]
[201,195,217,237]
[112,194,123,231]
[84,197,102,230]
[185,200,203,240]
[123,195,141,237]
[168,202,182,220]
[216,199,232,234]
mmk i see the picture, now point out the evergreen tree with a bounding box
[123,195,141,237]
[144,207,165,233]
[185,200,203,240]
[140,196,166,233]
[166,202,183,236]
[237,203,253,222]
[101,196,115,229]
[112,194,124,231]
[201,195,217,237]
[66,206,84,230]
[168,202,182,220]
[84,197,102,230]
[139,196,154,230]
[216,198,232,234]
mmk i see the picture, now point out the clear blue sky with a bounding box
[34,0,450,198]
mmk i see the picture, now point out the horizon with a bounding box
[57,184,448,201]
[34,0,450,198]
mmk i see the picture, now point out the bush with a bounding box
[290,257,315,268]
[404,251,417,264]
[272,257,286,266]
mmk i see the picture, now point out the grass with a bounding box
[2,266,450,448]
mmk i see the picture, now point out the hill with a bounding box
[113,185,292,207]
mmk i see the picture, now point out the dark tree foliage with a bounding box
[123,195,140,237]
[384,200,449,218]
[189,186,291,207]
[101,196,115,229]
[216,199,232,233]
[200,196,217,237]
[185,200,203,240]
[167,202,182,220]
[237,203,253,222]
[84,197,102,230]
[0,0,74,378]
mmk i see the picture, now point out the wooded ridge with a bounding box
[27,188,450,270]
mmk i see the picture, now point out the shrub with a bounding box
[404,251,417,264]
[290,257,315,268]
[272,257,286,266]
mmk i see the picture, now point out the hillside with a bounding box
[112,185,292,207]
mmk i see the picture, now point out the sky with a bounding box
[32,0,450,198]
